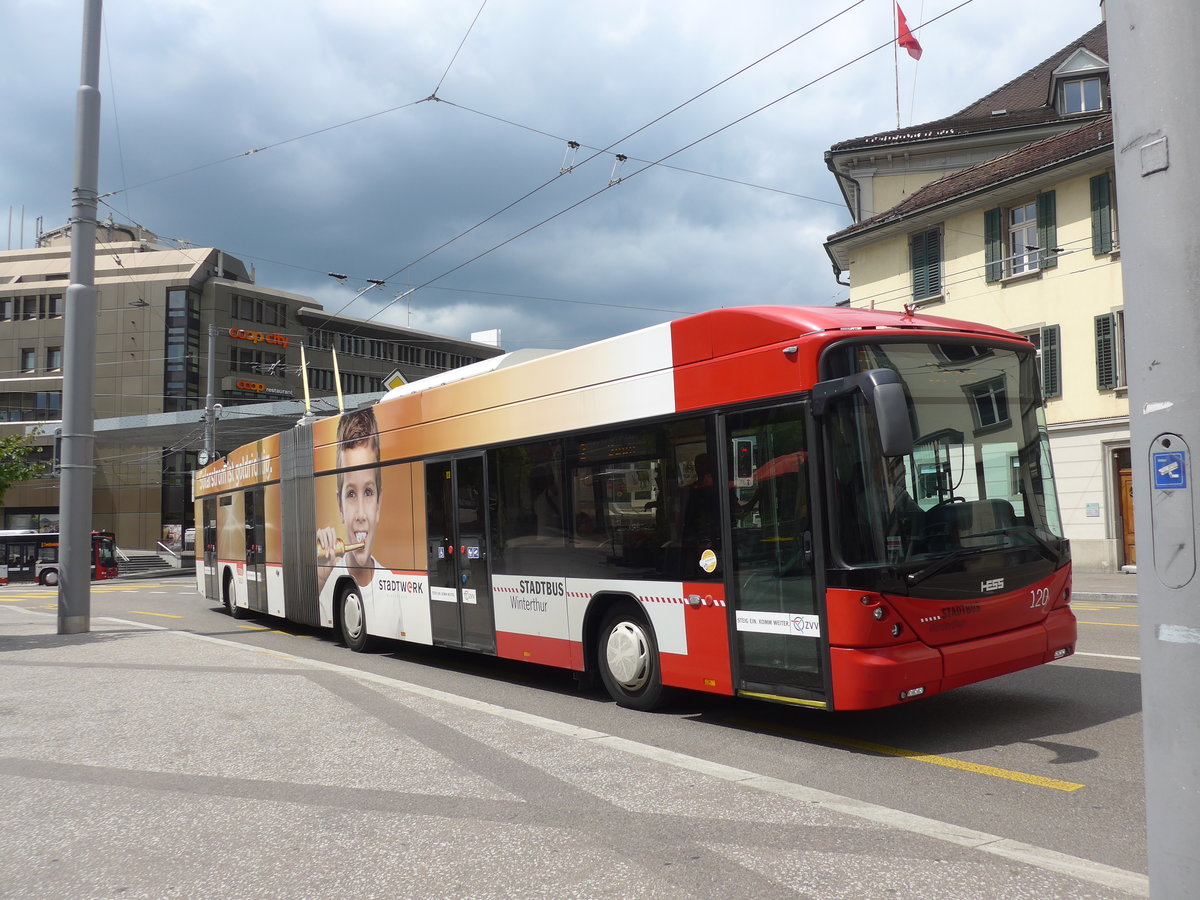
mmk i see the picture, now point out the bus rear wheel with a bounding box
[339,585,372,652]
[40,569,59,586]
[597,606,671,711]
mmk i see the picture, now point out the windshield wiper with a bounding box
[904,544,1003,586]
[904,527,1062,586]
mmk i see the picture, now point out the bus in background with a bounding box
[0,530,119,585]
[193,306,1074,712]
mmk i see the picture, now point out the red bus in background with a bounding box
[0,530,119,585]
[194,306,1074,711]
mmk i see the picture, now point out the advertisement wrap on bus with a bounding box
[193,306,1074,711]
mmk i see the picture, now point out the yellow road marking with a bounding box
[734,718,1084,792]
[234,623,312,638]
[1072,604,1124,611]
[128,610,183,619]
[806,733,1085,792]
[1077,620,1139,628]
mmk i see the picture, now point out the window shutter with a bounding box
[910,229,941,300]
[1037,191,1058,269]
[984,208,1003,282]
[1095,313,1117,390]
[910,231,928,299]
[1040,325,1061,399]
[927,230,942,297]
[1091,173,1113,255]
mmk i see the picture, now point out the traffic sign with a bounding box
[1153,450,1187,490]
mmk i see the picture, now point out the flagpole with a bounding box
[893,2,901,129]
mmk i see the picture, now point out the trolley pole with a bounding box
[57,0,103,635]
[1108,1,1200,893]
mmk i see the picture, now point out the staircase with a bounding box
[116,551,184,579]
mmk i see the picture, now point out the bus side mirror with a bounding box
[812,368,914,458]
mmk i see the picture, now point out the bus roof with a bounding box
[194,304,1026,488]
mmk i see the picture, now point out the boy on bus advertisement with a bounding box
[315,407,432,645]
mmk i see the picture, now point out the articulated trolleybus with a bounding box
[194,306,1074,711]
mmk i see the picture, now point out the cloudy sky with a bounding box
[3,0,1104,352]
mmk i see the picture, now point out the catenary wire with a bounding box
[431,0,489,98]
[351,1,978,330]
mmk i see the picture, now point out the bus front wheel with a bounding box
[339,585,372,653]
[40,569,59,586]
[224,572,248,619]
[596,606,670,711]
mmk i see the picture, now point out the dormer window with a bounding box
[1050,48,1108,116]
[1059,77,1103,114]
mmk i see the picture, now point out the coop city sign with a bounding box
[228,327,290,348]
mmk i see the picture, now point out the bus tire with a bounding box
[224,571,248,619]
[596,605,671,711]
[339,584,373,653]
[41,568,59,587]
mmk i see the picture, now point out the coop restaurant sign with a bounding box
[228,327,290,349]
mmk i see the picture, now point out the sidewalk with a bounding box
[1072,569,1139,603]
[0,605,1145,899]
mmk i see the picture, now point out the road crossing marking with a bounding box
[128,610,183,619]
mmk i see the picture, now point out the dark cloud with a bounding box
[3,0,1102,350]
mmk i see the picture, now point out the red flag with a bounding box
[896,3,923,60]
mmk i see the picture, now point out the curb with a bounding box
[1073,591,1138,604]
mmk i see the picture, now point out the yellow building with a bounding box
[824,21,1131,571]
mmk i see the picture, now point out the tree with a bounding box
[0,432,50,506]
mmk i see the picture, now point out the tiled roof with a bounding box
[830,22,1108,152]
[828,115,1112,241]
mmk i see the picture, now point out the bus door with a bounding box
[244,488,268,613]
[425,454,496,652]
[723,404,826,701]
[202,498,219,599]
[5,539,37,583]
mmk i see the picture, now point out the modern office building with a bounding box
[822,16,1131,570]
[0,221,503,548]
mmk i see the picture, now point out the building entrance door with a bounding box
[1119,466,1136,567]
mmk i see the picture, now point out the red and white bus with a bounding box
[193,306,1074,711]
[0,530,119,585]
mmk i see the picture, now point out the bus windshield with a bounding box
[96,536,118,569]
[826,341,1064,574]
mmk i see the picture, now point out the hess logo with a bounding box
[980,578,1005,593]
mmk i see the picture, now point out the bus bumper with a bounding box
[829,607,1078,711]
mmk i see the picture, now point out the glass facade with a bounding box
[163,287,201,412]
